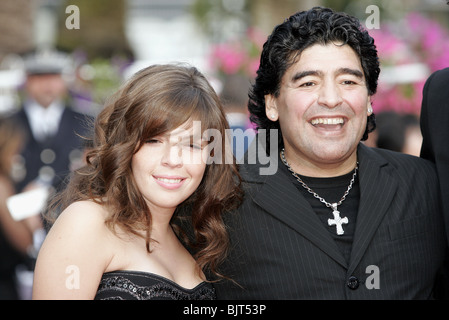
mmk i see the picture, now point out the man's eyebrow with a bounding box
[291,68,364,82]
[337,67,364,78]
[291,70,322,82]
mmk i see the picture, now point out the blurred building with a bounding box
[124,0,212,75]
[1,0,448,114]
[0,0,32,114]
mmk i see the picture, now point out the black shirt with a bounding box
[279,157,360,264]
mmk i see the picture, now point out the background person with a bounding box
[367,111,422,157]
[219,74,255,159]
[8,49,91,194]
[6,50,93,298]
[0,117,41,299]
[420,67,449,299]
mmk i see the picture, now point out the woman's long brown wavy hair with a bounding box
[46,64,242,280]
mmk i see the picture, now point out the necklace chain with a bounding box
[280,148,358,209]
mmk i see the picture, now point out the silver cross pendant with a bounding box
[327,203,348,235]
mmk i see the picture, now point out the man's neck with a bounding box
[280,148,359,178]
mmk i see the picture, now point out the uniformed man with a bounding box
[9,49,92,194]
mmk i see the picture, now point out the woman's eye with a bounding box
[190,144,203,150]
[146,139,160,144]
[181,140,202,150]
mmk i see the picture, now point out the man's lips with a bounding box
[310,117,345,126]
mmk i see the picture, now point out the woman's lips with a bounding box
[153,176,186,190]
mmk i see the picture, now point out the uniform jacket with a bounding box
[215,143,446,299]
[10,106,91,192]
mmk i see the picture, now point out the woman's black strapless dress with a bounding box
[94,270,216,300]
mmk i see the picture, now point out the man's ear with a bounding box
[265,94,279,121]
[367,100,373,116]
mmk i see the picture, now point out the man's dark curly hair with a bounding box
[248,7,380,151]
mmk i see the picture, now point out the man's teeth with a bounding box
[311,118,344,125]
[156,177,182,183]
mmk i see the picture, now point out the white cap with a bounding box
[24,49,72,75]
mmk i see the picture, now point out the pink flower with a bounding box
[371,12,449,114]
[210,43,247,75]
[209,27,264,77]
[246,59,260,77]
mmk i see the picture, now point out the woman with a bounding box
[32,64,242,300]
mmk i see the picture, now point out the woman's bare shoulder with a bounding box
[57,200,108,224]
[46,200,112,243]
[33,200,115,299]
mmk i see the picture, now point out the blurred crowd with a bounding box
[0,49,92,299]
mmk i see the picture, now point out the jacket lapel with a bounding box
[240,142,398,271]
[241,151,348,268]
[347,144,398,274]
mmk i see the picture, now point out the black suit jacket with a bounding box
[215,143,446,299]
[421,68,449,244]
[420,67,449,299]
[10,106,92,192]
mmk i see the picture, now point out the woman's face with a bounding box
[131,120,208,217]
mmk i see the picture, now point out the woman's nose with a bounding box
[161,145,183,167]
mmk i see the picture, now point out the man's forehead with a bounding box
[285,44,363,77]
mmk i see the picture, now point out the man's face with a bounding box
[26,74,67,108]
[266,43,372,176]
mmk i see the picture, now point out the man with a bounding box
[9,50,91,193]
[420,67,449,299]
[214,7,446,299]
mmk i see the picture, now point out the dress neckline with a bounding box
[101,270,208,292]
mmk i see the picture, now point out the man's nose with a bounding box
[317,81,343,109]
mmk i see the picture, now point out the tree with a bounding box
[0,0,33,62]
[56,0,133,59]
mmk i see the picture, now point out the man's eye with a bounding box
[146,139,160,144]
[300,81,315,87]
